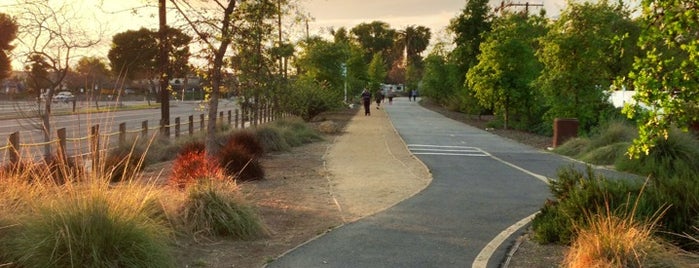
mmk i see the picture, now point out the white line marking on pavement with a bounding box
[407,144,550,268]
[472,213,538,268]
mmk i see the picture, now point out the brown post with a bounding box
[9,131,19,164]
[175,117,181,138]
[227,110,232,125]
[200,114,205,131]
[188,115,194,136]
[142,121,148,138]
[235,109,240,129]
[119,122,126,145]
[57,128,67,164]
[90,124,100,171]
[219,111,224,126]
[553,118,579,148]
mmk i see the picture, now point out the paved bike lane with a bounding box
[266,98,607,267]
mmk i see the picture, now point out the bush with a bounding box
[178,179,267,239]
[0,182,173,268]
[224,130,265,157]
[579,142,630,165]
[641,174,699,248]
[531,165,644,245]
[615,128,699,178]
[103,144,147,182]
[169,141,222,189]
[0,155,83,185]
[564,207,689,268]
[217,143,264,182]
[255,126,290,153]
[283,76,344,121]
[554,137,591,157]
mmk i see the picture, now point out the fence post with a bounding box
[200,114,205,131]
[253,105,259,127]
[90,124,100,172]
[219,111,224,126]
[175,117,181,138]
[9,131,19,164]
[119,123,126,145]
[57,128,67,164]
[142,121,148,138]
[188,115,194,136]
[227,110,232,125]
[235,109,239,129]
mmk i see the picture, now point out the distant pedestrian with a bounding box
[361,88,372,116]
[387,89,395,105]
[375,90,384,109]
[410,89,418,102]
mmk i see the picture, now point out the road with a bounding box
[267,98,631,268]
[0,99,239,162]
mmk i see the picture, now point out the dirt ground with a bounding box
[152,101,565,267]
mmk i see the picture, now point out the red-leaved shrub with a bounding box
[169,142,222,189]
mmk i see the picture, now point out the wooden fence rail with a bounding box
[2,105,285,166]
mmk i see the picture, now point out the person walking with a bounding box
[410,89,418,102]
[361,88,372,116]
[375,90,384,109]
[387,89,395,105]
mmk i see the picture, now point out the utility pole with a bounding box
[158,0,170,136]
[495,1,543,15]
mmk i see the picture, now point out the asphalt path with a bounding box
[267,97,632,268]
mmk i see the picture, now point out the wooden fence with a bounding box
[1,103,282,166]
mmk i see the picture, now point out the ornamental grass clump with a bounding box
[564,200,694,268]
[0,178,174,268]
[178,179,267,240]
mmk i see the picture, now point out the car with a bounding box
[52,91,75,103]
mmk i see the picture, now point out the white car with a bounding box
[52,91,75,102]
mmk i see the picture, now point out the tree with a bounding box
[535,0,637,134]
[448,0,493,115]
[350,21,397,63]
[0,13,18,82]
[621,0,699,157]
[107,27,191,95]
[70,56,111,95]
[169,0,242,156]
[13,1,101,157]
[367,52,387,94]
[449,0,492,74]
[389,25,432,88]
[467,12,547,130]
[295,37,347,91]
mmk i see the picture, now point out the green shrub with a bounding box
[270,118,323,147]
[255,126,290,153]
[579,142,630,165]
[640,174,699,248]
[615,128,699,178]
[179,180,267,239]
[283,77,344,121]
[587,121,636,149]
[554,137,591,157]
[531,165,644,245]
[1,184,173,268]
